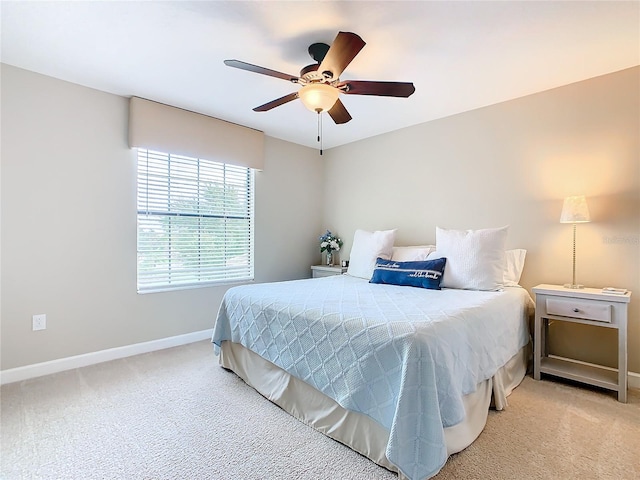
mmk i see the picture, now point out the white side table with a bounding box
[311,265,347,278]
[532,284,631,402]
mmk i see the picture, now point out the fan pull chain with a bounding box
[316,109,323,155]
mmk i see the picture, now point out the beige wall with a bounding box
[0,65,323,370]
[2,64,638,376]
[324,66,640,374]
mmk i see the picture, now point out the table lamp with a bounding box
[560,195,591,289]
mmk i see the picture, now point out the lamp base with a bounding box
[564,283,585,289]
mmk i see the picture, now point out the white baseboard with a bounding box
[0,329,213,385]
[3,332,639,391]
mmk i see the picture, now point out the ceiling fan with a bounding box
[224,31,416,125]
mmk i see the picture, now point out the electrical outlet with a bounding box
[32,314,47,331]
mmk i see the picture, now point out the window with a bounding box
[136,149,254,293]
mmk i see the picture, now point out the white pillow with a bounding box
[433,226,509,291]
[391,245,436,262]
[347,229,396,280]
[504,249,527,286]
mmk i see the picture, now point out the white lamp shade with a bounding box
[298,84,340,112]
[560,195,591,223]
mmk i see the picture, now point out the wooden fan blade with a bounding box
[338,80,415,97]
[224,59,299,82]
[317,32,366,80]
[253,92,299,112]
[327,99,352,124]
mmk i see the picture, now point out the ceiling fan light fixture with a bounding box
[225,31,415,124]
[299,83,339,113]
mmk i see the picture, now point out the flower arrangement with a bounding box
[319,230,343,254]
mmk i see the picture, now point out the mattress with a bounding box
[212,275,533,479]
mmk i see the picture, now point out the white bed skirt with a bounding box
[219,341,527,479]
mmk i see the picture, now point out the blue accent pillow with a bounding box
[370,257,447,290]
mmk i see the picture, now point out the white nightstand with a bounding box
[532,284,631,402]
[311,265,347,278]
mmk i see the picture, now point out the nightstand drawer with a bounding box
[546,298,611,323]
[313,269,340,278]
[311,265,347,278]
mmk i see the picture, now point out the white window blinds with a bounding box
[137,149,254,292]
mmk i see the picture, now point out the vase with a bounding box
[326,252,333,266]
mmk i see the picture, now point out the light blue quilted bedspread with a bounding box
[212,275,531,480]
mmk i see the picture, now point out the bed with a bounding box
[211,268,533,479]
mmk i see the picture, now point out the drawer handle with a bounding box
[573,308,580,313]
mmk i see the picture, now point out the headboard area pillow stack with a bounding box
[345,226,525,290]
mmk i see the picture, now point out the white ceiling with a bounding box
[1,1,638,150]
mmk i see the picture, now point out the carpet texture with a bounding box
[1,340,638,479]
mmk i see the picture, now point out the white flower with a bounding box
[319,230,343,253]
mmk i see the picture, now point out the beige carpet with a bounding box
[1,340,638,480]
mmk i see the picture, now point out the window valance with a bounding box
[128,97,264,170]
